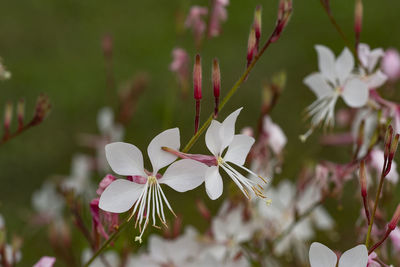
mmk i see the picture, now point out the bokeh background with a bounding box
[1,0,400,265]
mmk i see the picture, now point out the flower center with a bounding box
[217,156,224,165]
[148,175,157,185]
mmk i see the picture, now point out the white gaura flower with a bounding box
[309,242,368,267]
[358,43,387,89]
[301,45,369,141]
[204,108,267,200]
[99,128,207,243]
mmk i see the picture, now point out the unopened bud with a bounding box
[31,94,51,125]
[389,204,400,230]
[247,28,257,67]
[271,71,286,91]
[359,160,367,197]
[354,0,363,45]
[4,102,12,134]
[193,54,202,100]
[172,215,182,238]
[389,134,400,159]
[254,6,262,44]
[213,58,220,118]
[384,125,394,159]
[196,199,211,221]
[17,99,24,130]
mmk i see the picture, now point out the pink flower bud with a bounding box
[31,94,51,126]
[193,54,202,100]
[389,204,400,230]
[212,58,220,117]
[96,174,116,196]
[33,256,56,267]
[354,0,363,45]
[247,28,256,67]
[254,5,262,43]
[196,199,211,220]
[17,99,24,131]
[382,49,400,81]
[3,102,12,135]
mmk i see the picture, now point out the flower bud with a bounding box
[31,94,51,126]
[196,199,211,221]
[17,99,24,130]
[3,102,12,135]
[193,54,202,100]
[389,204,400,230]
[102,34,113,58]
[384,125,394,159]
[382,49,400,81]
[212,58,220,118]
[254,6,262,44]
[354,0,363,46]
[247,28,257,67]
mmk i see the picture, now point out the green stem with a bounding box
[83,220,129,267]
[182,30,276,153]
[365,165,386,248]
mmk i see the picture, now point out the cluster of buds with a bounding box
[1,95,51,145]
[192,54,221,133]
[271,0,292,43]
[382,125,399,178]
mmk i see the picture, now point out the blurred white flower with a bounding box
[263,116,287,155]
[309,242,368,267]
[32,181,64,221]
[381,48,400,81]
[132,227,202,266]
[302,45,368,141]
[370,148,399,184]
[62,154,92,196]
[206,203,255,261]
[358,43,387,89]
[0,57,11,81]
[203,108,267,200]
[99,128,207,242]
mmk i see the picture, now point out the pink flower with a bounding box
[33,256,56,267]
[185,6,208,46]
[208,0,229,38]
[169,48,190,92]
[382,48,400,81]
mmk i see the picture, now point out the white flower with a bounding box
[133,227,202,266]
[203,108,267,200]
[302,45,369,141]
[206,203,255,261]
[62,154,92,196]
[309,242,368,267]
[99,128,207,242]
[32,181,64,221]
[358,43,388,89]
[263,116,287,155]
[370,148,398,184]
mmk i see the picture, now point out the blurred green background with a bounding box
[1,0,400,265]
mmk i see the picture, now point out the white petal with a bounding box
[357,43,370,69]
[367,48,385,73]
[205,166,223,200]
[224,134,255,166]
[366,70,387,89]
[159,159,207,192]
[309,242,337,267]
[148,235,169,262]
[338,245,368,267]
[147,128,180,173]
[205,120,223,155]
[99,179,144,213]
[105,142,145,176]
[335,47,354,84]
[341,78,369,107]
[263,116,287,154]
[303,73,333,99]
[220,108,242,152]
[315,45,337,84]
